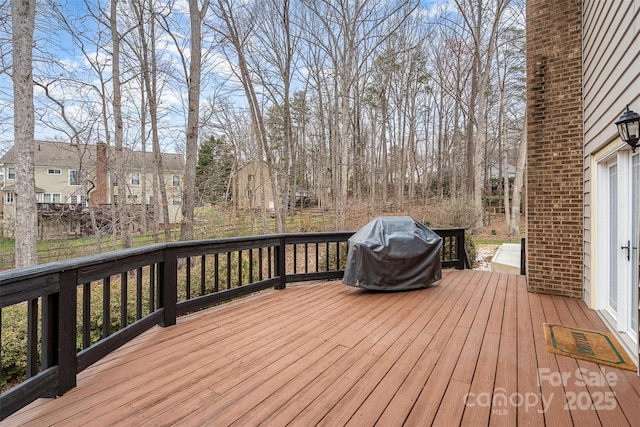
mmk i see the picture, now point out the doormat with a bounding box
[543,323,637,371]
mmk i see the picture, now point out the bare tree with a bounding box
[11,0,37,267]
[510,114,526,236]
[454,0,512,230]
[110,0,133,248]
[128,0,171,240]
[253,0,297,229]
[300,0,418,229]
[212,0,286,232]
[35,80,103,251]
[181,0,210,241]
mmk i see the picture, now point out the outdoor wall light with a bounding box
[615,105,640,152]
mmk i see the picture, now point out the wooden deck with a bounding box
[5,270,640,426]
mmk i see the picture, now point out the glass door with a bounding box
[608,162,619,320]
[631,154,639,337]
[602,152,638,346]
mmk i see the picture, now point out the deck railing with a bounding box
[0,228,466,420]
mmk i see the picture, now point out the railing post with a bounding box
[520,237,526,275]
[456,229,465,270]
[160,247,177,327]
[57,269,78,395]
[276,236,286,290]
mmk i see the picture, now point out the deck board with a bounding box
[5,269,640,426]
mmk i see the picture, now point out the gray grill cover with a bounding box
[343,216,442,291]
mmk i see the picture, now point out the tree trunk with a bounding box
[111,0,133,248]
[510,114,527,236]
[181,0,209,241]
[11,0,38,267]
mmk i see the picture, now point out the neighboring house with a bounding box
[527,0,640,364]
[235,160,277,211]
[235,160,312,211]
[0,171,3,216]
[0,140,184,238]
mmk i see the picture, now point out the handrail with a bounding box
[0,228,466,420]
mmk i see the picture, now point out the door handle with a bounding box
[621,240,631,261]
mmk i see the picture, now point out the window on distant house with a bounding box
[48,168,61,175]
[43,193,62,203]
[112,173,118,187]
[70,195,86,205]
[131,173,140,186]
[148,196,154,204]
[7,167,15,180]
[172,175,180,186]
[172,197,181,205]
[248,174,254,182]
[6,192,14,203]
[113,194,119,204]
[69,170,80,186]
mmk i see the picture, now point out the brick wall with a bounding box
[526,0,583,297]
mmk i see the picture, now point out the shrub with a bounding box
[423,198,479,230]
[1,304,31,389]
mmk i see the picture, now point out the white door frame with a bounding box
[595,149,639,348]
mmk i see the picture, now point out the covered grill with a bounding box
[343,216,442,291]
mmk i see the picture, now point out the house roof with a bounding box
[1,184,46,193]
[0,140,184,171]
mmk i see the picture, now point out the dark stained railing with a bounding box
[0,228,466,420]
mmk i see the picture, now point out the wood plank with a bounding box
[431,379,472,426]
[540,294,612,426]
[551,296,632,426]
[254,275,462,426]
[290,275,469,426]
[402,325,471,425]
[572,298,640,423]
[220,282,438,426]
[144,282,424,425]
[488,273,519,427]
[5,270,640,427]
[318,277,467,426]
[374,269,481,425]
[515,281,545,426]
[459,332,500,425]
[527,292,574,425]
[11,285,349,425]
[451,271,496,383]
[106,288,391,425]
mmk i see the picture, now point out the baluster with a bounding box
[214,253,219,292]
[315,243,319,272]
[83,283,91,348]
[120,272,128,328]
[26,298,38,378]
[186,257,191,300]
[103,276,111,338]
[226,252,232,289]
[238,250,243,286]
[201,255,206,295]
[249,248,254,283]
[136,268,143,320]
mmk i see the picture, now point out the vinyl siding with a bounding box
[583,0,640,302]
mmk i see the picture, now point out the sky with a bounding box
[0,0,463,155]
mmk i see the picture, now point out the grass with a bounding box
[471,237,522,246]
[0,205,525,270]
